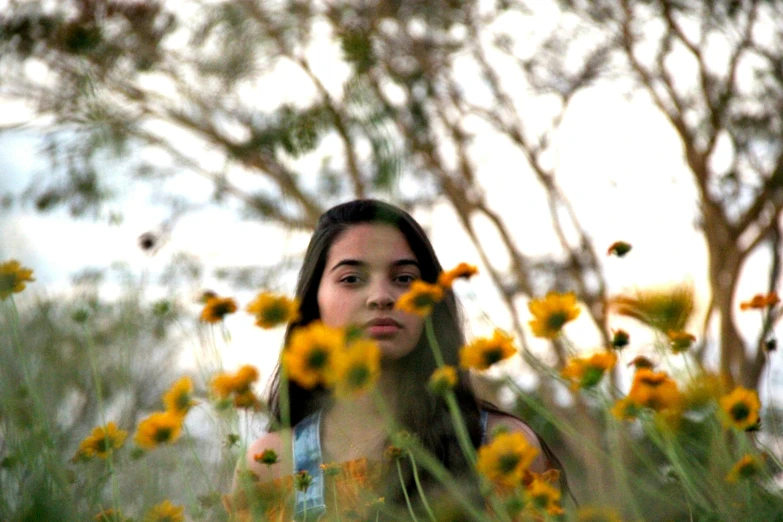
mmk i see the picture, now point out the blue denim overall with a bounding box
[292,409,490,521]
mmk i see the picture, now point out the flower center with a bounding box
[263,304,287,323]
[731,402,750,421]
[154,427,173,443]
[482,349,503,367]
[546,312,568,331]
[307,348,329,369]
[497,453,521,474]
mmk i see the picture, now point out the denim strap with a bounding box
[480,409,489,445]
[292,411,326,521]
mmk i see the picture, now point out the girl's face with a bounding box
[317,223,425,360]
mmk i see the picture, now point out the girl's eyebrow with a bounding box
[328,259,420,273]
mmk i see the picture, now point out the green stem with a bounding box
[601,395,645,521]
[6,298,72,500]
[332,480,341,522]
[397,459,421,522]
[81,323,121,513]
[183,424,214,492]
[425,318,475,464]
[409,454,437,522]
[424,317,445,367]
[372,391,491,522]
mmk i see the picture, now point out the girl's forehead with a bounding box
[326,223,416,263]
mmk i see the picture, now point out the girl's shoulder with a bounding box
[235,430,294,488]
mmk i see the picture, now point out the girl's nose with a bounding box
[367,281,395,310]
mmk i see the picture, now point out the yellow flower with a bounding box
[719,386,761,431]
[162,376,197,416]
[395,280,444,317]
[0,260,35,300]
[144,500,185,522]
[740,291,779,311]
[200,295,237,323]
[526,475,561,513]
[134,411,183,450]
[233,365,260,392]
[94,508,128,522]
[528,292,580,339]
[610,397,640,421]
[477,432,539,487]
[232,390,261,410]
[667,330,695,353]
[459,330,516,370]
[246,292,300,328]
[437,263,478,288]
[560,351,617,390]
[428,366,458,395]
[609,283,694,334]
[74,422,127,460]
[283,322,345,388]
[333,338,381,398]
[725,454,763,483]
[627,368,681,412]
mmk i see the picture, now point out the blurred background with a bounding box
[1,0,782,519]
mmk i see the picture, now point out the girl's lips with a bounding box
[365,324,401,336]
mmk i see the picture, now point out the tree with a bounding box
[2,0,781,506]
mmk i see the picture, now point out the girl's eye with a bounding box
[340,275,362,284]
[395,274,417,284]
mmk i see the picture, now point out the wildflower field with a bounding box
[2,258,782,522]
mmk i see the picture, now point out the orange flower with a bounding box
[210,365,260,405]
[606,241,632,257]
[627,368,681,412]
[437,263,478,288]
[739,291,779,311]
[667,330,696,353]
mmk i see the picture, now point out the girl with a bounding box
[227,199,565,521]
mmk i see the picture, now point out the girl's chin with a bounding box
[376,341,417,361]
